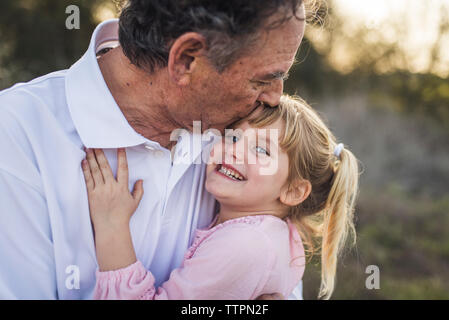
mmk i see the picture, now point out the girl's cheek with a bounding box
[246,149,258,166]
[255,157,279,177]
[209,142,225,164]
[256,154,273,168]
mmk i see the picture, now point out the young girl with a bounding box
[82,95,359,300]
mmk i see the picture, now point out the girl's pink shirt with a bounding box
[93,214,306,300]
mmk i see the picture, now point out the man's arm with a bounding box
[0,169,57,299]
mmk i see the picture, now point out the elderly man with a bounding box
[0,0,306,299]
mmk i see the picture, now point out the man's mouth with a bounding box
[216,164,246,181]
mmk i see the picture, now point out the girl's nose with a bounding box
[224,138,245,164]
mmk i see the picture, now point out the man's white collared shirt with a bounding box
[0,19,218,299]
[0,19,302,300]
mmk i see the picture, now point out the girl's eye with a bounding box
[225,135,239,143]
[255,146,269,156]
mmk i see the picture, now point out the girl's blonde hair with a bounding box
[248,95,359,299]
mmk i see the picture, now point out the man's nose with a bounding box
[259,79,283,107]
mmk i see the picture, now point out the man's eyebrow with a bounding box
[258,71,289,81]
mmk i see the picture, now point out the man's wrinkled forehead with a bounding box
[243,16,305,71]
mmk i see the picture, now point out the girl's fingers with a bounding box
[93,148,114,184]
[81,159,94,191]
[132,180,144,204]
[116,148,129,185]
[86,148,104,186]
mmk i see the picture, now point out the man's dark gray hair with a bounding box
[118,0,305,73]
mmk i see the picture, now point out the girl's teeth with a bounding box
[219,166,243,181]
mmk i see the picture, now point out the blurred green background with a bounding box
[0,0,448,299]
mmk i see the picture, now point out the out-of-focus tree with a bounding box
[0,0,115,89]
[306,0,449,77]
[287,0,449,129]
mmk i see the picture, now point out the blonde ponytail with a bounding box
[319,146,359,299]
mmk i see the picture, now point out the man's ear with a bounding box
[280,179,311,207]
[167,32,207,86]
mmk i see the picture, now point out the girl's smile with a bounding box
[214,163,247,181]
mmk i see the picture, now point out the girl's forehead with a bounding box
[233,117,284,133]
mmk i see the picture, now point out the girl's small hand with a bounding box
[82,148,144,233]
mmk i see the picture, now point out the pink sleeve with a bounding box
[93,225,276,300]
[93,260,156,300]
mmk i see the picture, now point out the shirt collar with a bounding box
[65,19,148,149]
